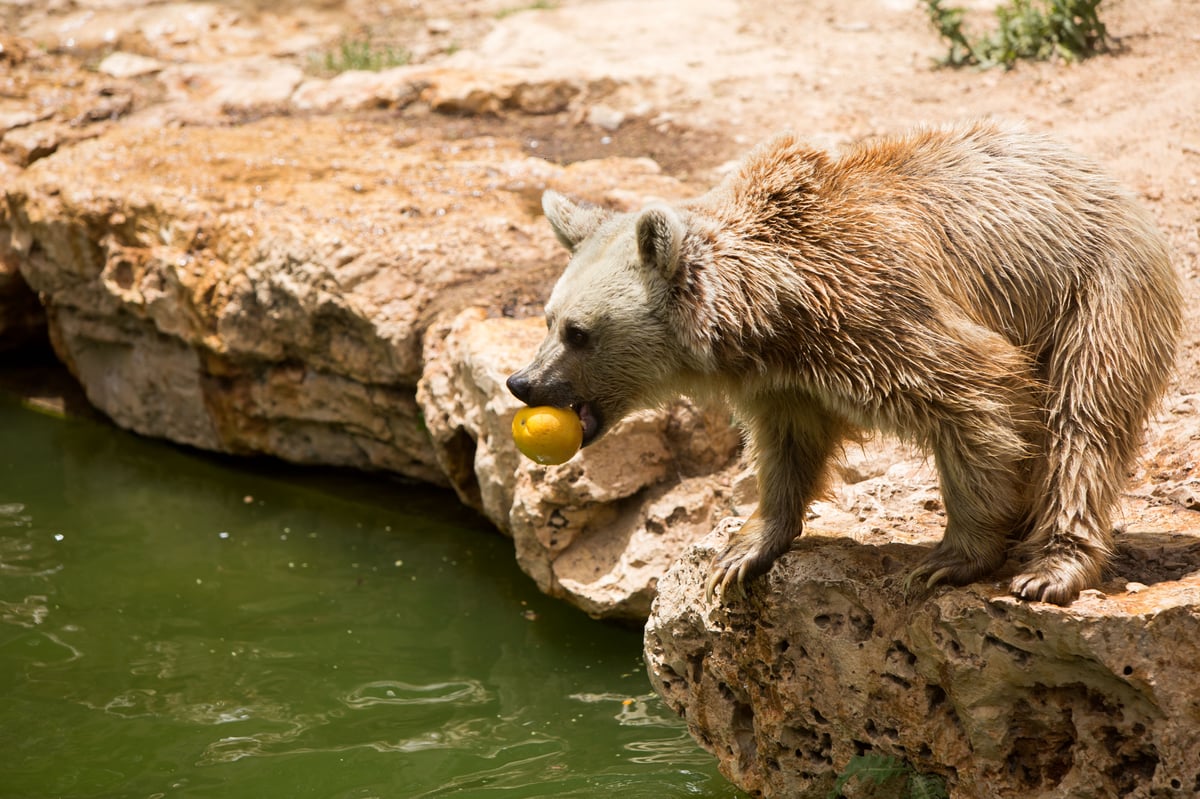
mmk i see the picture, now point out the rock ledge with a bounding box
[645,518,1200,799]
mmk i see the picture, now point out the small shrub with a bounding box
[829,753,949,799]
[925,0,1110,68]
[495,0,558,19]
[314,36,410,74]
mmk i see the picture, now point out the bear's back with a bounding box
[828,121,1172,348]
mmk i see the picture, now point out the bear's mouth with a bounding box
[573,401,603,446]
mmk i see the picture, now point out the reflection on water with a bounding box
[0,397,743,798]
[341,679,490,708]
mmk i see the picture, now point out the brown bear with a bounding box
[506,120,1182,605]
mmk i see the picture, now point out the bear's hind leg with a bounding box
[1009,391,1129,604]
[1011,282,1177,605]
[706,400,844,602]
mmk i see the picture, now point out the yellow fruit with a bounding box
[512,405,583,465]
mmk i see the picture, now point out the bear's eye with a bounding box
[563,323,590,350]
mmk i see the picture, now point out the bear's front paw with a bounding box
[704,516,789,603]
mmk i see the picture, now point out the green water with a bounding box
[0,396,742,799]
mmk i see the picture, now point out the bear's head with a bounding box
[506,190,700,447]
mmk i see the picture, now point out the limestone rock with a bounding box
[97,52,165,79]
[418,308,743,619]
[1,120,98,167]
[645,516,1200,798]
[0,157,44,350]
[159,58,304,113]
[2,116,680,485]
[0,100,53,134]
[16,3,342,64]
[416,67,581,117]
[586,104,626,132]
[290,65,581,117]
[417,308,534,521]
[291,67,422,113]
[0,38,148,168]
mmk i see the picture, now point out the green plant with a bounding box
[828,753,948,799]
[924,0,1110,69]
[495,0,558,19]
[314,36,410,74]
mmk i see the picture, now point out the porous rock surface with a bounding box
[417,307,742,619]
[5,118,558,479]
[0,0,753,619]
[1,110,740,616]
[646,513,1200,799]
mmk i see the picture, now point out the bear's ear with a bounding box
[635,204,686,280]
[543,190,611,251]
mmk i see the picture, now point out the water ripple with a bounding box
[570,691,684,728]
[624,730,723,766]
[0,502,30,523]
[0,521,65,577]
[341,679,489,708]
[407,746,566,798]
[196,713,550,766]
[1,594,49,627]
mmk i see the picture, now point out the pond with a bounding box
[0,395,744,798]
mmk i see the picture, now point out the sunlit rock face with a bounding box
[6,118,507,479]
[3,115,679,481]
[0,4,745,620]
[3,101,737,618]
[645,517,1200,799]
[418,309,743,620]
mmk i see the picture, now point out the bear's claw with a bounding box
[905,541,1007,598]
[705,557,752,603]
[903,565,944,594]
[705,522,787,604]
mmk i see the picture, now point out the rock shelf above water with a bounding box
[3,2,1200,795]
[646,519,1200,799]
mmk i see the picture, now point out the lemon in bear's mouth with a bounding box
[512,406,584,465]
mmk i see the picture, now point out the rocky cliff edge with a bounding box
[2,2,1200,795]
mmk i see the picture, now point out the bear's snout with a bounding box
[506,368,580,411]
[506,371,533,405]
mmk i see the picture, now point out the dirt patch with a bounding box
[394,107,740,179]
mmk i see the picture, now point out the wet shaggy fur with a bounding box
[507,121,1182,605]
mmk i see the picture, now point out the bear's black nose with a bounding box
[506,372,532,404]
